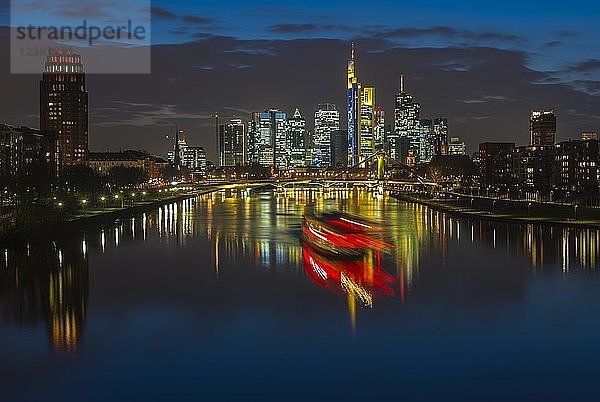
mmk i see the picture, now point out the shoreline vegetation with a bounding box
[0,187,221,245]
[391,191,600,229]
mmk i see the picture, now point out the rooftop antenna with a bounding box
[400,73,405,93]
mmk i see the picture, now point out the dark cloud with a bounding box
[269,23,349,34]
[555,30,578,37]
[151,6,177,20]
[571,59,600,73]
[182,15,216,25]
[545,41,562,48]
[572,80,600,95]
[371,26,525,44]
[1,27,599,162]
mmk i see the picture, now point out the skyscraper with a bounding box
[347,43,361,167]
[374,107,385,153]
[218,119,245,166]
[448,137,466,155]
[40,49,88,171]
[433,118,449,156]
[530,110,556,146]
[394,75,420,163]
[249,110,288,168]
[331,129,348,168]
[314,103,340,167]
[359,86,376,162]
[287,108,307,167]
[419,119,435,163]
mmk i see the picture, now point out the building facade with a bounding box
[394,76,421,163]
[433,118,449,157]
[448,137,467,155]
[314,104,340,168]
[530,110,556,146]
[40,49,88,170]
[287,108,307,167]
[478,142,516,196]
[219,119,245,167]
[347,43,361,167]
[359,86,376,162]
[248,110,288,168]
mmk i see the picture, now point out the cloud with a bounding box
[555,30,578,37]
[268,23,349,34]
[182,15,216,25]
[1,26,599,159]
[371,26,525,44]
[571,59,600,73]
[545,41,562,48]
[151,6,177,20]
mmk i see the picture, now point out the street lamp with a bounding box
[574,204,578,221]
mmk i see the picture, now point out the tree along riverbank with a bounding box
[391,192,600,229]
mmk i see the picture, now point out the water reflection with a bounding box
[1,188,600,352]
[0,241,88,353]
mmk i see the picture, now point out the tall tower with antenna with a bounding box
[347,42,361,166]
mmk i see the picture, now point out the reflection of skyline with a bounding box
[2,188,600,347]
[0,242,88,353]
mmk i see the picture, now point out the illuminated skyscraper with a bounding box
[359,86,376,162]
[314,103,340,167]
[374,107,386,153]
[419,119,435,163]
[287,108,307,167]
[40,49,88,171]
[249,110,288,168]
[393,75,420,163]
[448,137,466,155]
[530,110,556,146]
[347,43,361,166]
[433,118,449,156]
[219,118,245,166]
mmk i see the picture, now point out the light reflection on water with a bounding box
[1,187,600,401]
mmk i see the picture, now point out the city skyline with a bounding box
[2,1,600,160]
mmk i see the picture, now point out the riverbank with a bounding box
[391,191,600,229]
[0,187,221,245]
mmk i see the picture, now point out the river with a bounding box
[1,188,600,401]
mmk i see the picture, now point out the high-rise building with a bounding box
[394,75,421,162]
[249,110,288,168]
[314,103,340,168]
[433,118,449,156]
[448,137,467,155]
[181,146,207,174]
[218,119,245,166]
[331,129,348,168]
[530,110,556,146]
[418,119,435,163]
[287,108,307,167]
[347,43,361,167]
[40,49,88,171]
[374,108,385,153]
[0,124,51,177]
[582,132,598,141]
[359,86,376,162]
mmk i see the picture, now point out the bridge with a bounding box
[194,152,440,194]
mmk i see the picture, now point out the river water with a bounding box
[1,188,600,401]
